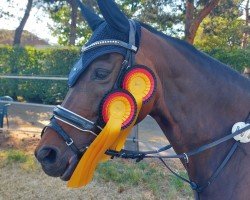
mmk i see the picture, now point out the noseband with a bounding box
[41,106,101,156]
[41,20,138,156]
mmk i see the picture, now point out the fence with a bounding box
[0,74,139,150]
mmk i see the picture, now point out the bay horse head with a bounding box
[35,0,250,198]
[35,0,159,186]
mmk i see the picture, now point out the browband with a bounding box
[81,39,137,53]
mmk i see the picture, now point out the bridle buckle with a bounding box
[66,138,74,146]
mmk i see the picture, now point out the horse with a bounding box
[35,0,250,199]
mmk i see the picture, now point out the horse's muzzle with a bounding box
[35,146,76,179]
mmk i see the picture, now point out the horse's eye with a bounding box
[94,69,110,80]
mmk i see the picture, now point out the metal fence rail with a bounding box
[0,74,140,151]
[0,75,68,81]
[0,100,55,108]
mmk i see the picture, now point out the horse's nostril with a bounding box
[36,147,58,165]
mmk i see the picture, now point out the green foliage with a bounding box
[46,0,185,43]
[0,45,79,104]
[194,0,245,50]
[205,47,250,72]
[195,16,244,51]
[194,0,249,71]
[119,0,184,35]
[45,0,92,46]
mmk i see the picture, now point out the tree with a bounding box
[68,0,78,45]
[44,0,233,46]
[194,0,245,50]
[45,0,93,45]
[184,0,221,44]
[120,0,222,43]
[45,0,184,44]
[194,16,244,50]
[1,0,44,46]
[120,0,184,36]
[13,0,34,46]
[241,0,249,48]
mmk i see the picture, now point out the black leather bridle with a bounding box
[41,20,138,156]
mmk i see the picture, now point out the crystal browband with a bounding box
[81,39,138,53]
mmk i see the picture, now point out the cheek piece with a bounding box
[68,65,157,188]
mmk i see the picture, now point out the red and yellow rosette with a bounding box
[112,65,157,151]
[122,65,156,104]
[67,65,156,188]
[68,90,136,188]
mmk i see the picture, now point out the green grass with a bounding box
[0,150,38,170]
[96,160,193,199]
[97,160,166,197]
[169,171,188,189]
[168,171,193,199]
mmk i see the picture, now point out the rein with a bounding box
[106,123,250,193]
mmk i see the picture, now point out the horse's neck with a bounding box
[147,35,250,192]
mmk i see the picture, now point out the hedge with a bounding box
[0,45,249,104]
[0,46,79,104]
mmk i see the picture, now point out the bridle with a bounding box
[41,20,250,197]
[41,20,138,156]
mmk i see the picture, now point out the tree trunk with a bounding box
[185,0,220,44]
[242,0,249,49]
[69,0,78,45]
[185,0,195,44]
[13,0,33,46]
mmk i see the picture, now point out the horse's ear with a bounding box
[97,0,129,33]
[76,0,104,31]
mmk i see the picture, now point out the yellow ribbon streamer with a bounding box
[100,96,142,162]
[111,96,142,151]
[68,117,122,188]
[111,72,148,151]
[67,70,152,188]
